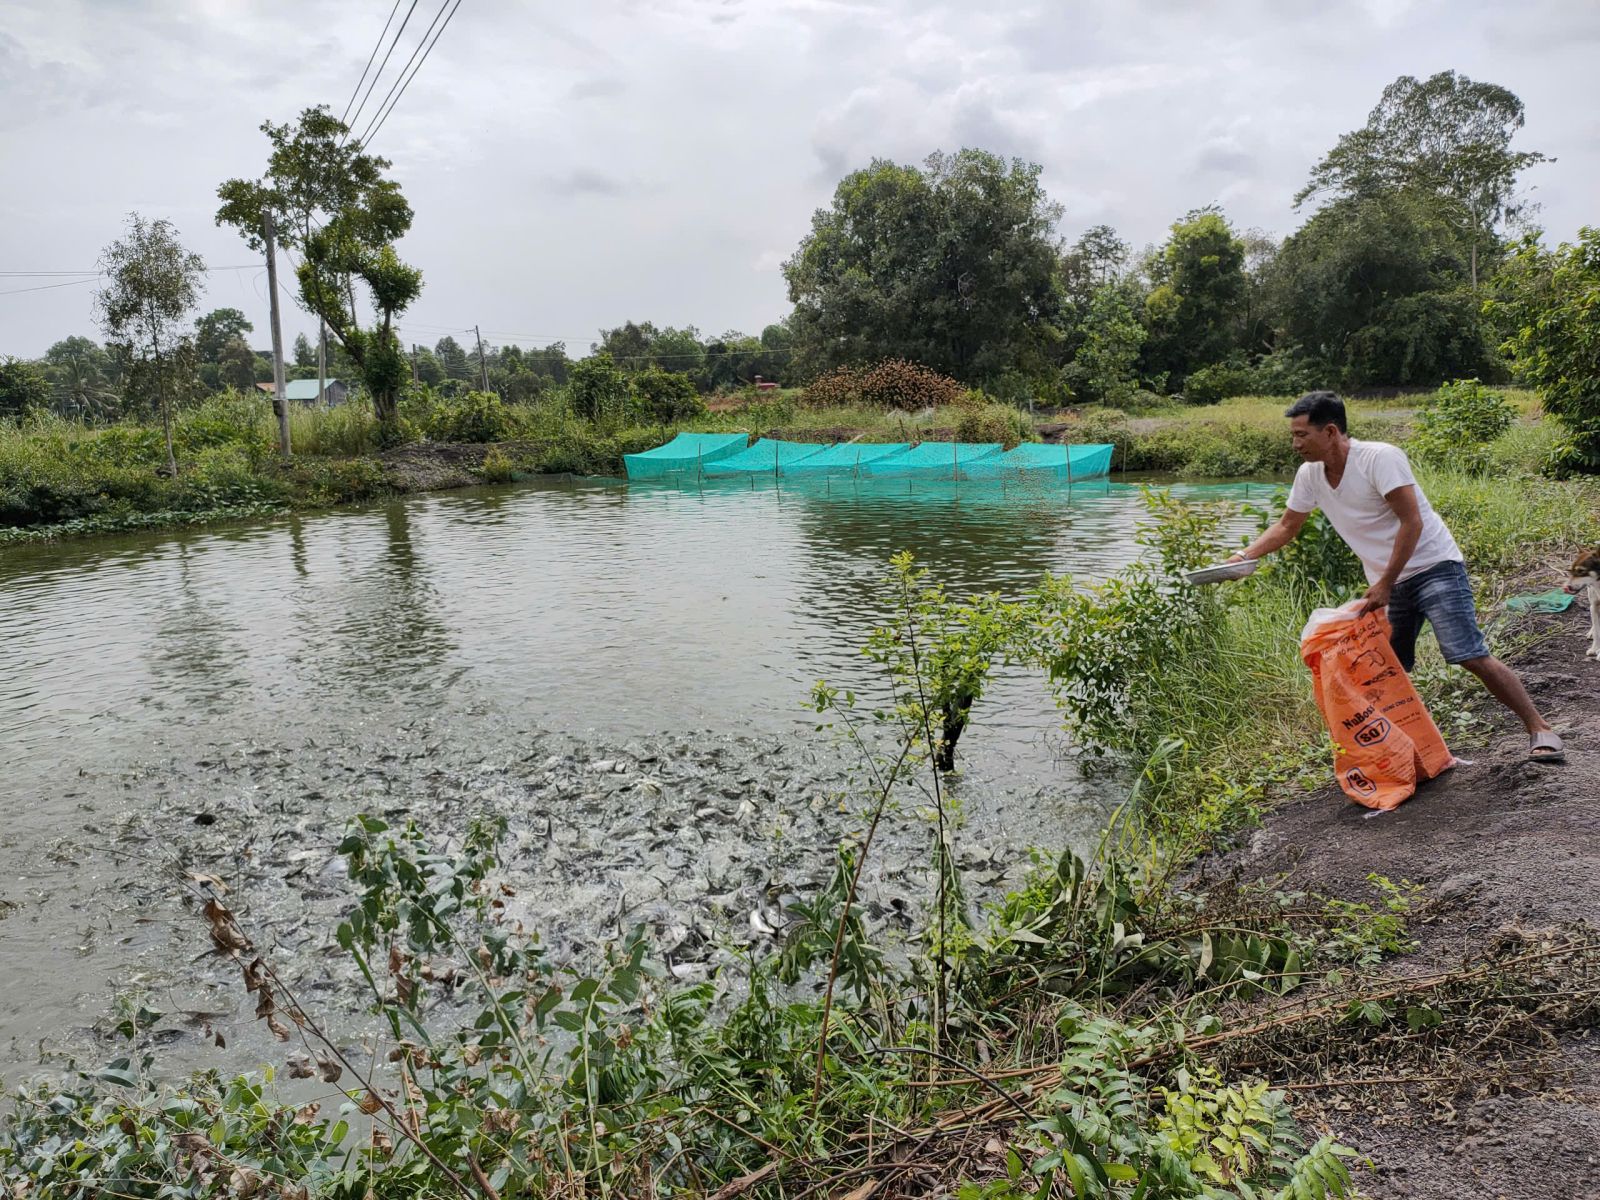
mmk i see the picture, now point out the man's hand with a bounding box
[1226,553,1250,564]
[1357,579,1393,616]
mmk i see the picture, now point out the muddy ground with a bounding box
[1201,606,1600,1198]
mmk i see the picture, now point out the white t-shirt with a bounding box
[1285,440,1462,585]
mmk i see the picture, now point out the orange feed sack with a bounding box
[1299,603,1456,810]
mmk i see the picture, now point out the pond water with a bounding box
[0,473,1272,1077]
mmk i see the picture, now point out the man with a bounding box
[1232,390,1564,764]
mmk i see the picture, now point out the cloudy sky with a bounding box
[3,0,1598,358]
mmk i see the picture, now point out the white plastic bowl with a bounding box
[1182,559,1261,585]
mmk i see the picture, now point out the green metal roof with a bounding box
[285,378,342,401]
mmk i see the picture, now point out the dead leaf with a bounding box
[371,1129,393,1157]
[203,898,251,955]
[358,1091,384,1115]
[286,1052,315,1080]
[294,1102,321,1125]
[314,1052,342,1084]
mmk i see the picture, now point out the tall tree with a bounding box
[434,336,469,380]
[1273,190,1491,386]
[783,149,1066,383]
[95,213,206,475]
[194,307,254,363]
[1296,71,1547,287]
[292,332,316,369]
[1141,208,1247,385]
[219,337,261,391]
[217,106,422,428]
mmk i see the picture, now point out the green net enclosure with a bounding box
[779,442,909,475]
[859,442,1005,479]
[962,442,1116,481]
[702,438,832,475]
[623,433,749,479]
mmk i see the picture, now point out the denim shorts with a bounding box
[1387,559,1490,670]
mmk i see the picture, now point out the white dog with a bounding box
[1567,548,1600,660]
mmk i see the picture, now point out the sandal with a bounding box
[1527,730,1566,765]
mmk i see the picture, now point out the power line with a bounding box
[0,278,101,296]
[343,0,421,141]
[1,265,258,277]
[340,0,405,125]
[359,0,465,150]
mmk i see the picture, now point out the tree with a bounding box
[0,357,50,421]
[1487,229,1600,473]
[1141,208,1247,388]
[217,106,422,428]
[95,213,206,474]
[783,149,1066,383]
[1296,71,1547,288]
[435,336,470,380]
[1273,189,1492,387]
[594,320,658,368]
[194,307,254,363]
[42,337,118,419]
[219,337,260,391]
[293,332,316,369]
[1068,285,1145,405]
[411,346,444,386]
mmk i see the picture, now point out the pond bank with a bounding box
[1201,605,1600,1197]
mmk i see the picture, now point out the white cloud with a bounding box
[1,0,1596,355]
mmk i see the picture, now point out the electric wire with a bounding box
[358,0,465,150]
[343,0,421,141]
[340,0,405,125]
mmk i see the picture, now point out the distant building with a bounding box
[252,379,351,404]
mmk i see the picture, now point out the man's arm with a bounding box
[1231,507,1310,563]
[1356,484,1424,615]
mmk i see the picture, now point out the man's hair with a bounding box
[1285,390,1347,433]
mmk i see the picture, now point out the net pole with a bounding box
[1065,439,1074,494]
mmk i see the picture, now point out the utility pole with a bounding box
[475,324,489,392]
[317,317,327,409]
[410,343,419,383]
[263,210,291,458]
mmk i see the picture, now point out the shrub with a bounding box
[1182,360,1259,406]
[0,357,52,421]
[282,457,390,504]
[630,367,705,422]
[803,359,963,410]
[952,390,1032,447]
[427,390,518,443]
[478,447,516,483]
[1407,379,1516,475]
[568,352,631,424]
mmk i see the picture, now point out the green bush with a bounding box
[630,367,705,422]
[1406,379,1516,475]
[568,353,631,424]
[426,390,518,443]
[478,446,516,483]
[1182,360,1259,406]
[952,390,1033,447]
[282,456,390,504]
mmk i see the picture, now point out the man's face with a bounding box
[1290,415,1339,462]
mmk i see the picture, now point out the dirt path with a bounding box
[1201,607,1600,1198]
